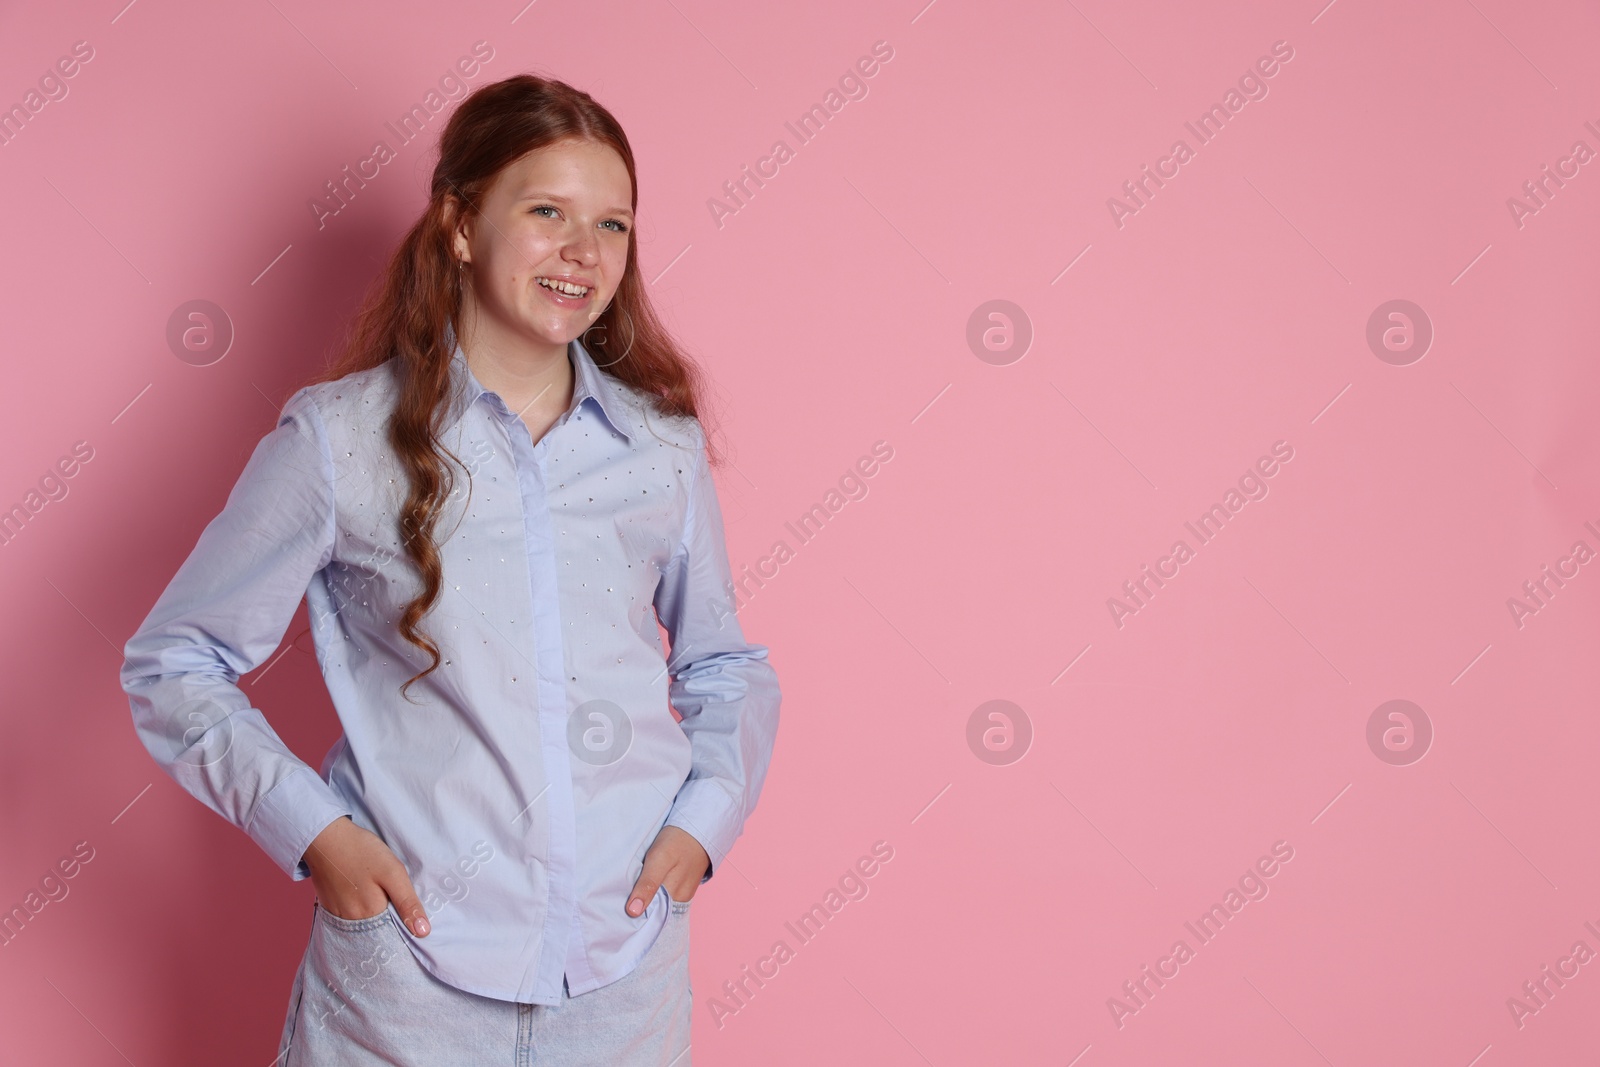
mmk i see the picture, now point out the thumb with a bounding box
[380,868,431,938]
[626,853,670,918]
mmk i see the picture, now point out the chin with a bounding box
[517,319,582,346]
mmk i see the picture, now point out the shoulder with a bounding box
[282,363,402,453]
[292,364,398,419]
[607,376,705,456]
[269,364,406,503]
[262,360,432,542]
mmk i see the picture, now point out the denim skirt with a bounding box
[276,898,693,1066]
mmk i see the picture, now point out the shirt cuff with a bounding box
[245,765,353,881]
[663,778,743,884]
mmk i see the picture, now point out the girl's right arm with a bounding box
[119,386,353,883]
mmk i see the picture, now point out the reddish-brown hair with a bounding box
[310,74,717,698]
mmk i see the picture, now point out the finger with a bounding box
[379,868,431,937]
[627,852,672,917]
[626,873,657,917]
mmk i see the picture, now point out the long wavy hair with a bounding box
[309,74,718,699]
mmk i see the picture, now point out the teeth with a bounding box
[538,277,589,297]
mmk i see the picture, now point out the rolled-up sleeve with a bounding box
[120,386,352,881]
[653,426,782,883]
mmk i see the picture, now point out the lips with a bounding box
[536,276,592,298]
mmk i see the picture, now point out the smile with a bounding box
[536,277,591,297]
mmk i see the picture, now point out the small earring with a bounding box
[584,304,635,369]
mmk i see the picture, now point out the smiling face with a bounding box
[450,137,635,361]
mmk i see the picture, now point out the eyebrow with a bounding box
[517,192,633,217]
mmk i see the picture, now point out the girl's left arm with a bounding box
[652,426,782,885]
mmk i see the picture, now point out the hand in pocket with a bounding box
[303,816,432,937]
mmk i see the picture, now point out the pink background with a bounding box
[2,0,1598,1063]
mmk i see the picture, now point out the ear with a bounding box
[443,196,474,265]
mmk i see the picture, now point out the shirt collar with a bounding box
[438,321,637,441]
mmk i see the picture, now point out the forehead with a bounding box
[492,138,633,207]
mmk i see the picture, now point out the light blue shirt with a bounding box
[120,332,781,1004]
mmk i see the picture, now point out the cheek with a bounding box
[486,226,553,276]
[601,242,631,289]
[512,237,557,276]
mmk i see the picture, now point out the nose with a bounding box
[563,224,599,267]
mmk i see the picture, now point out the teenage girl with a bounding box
[121,74,781,1066]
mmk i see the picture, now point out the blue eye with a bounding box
[530,205,628,233]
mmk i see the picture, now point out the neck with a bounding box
[457,308,575,419]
